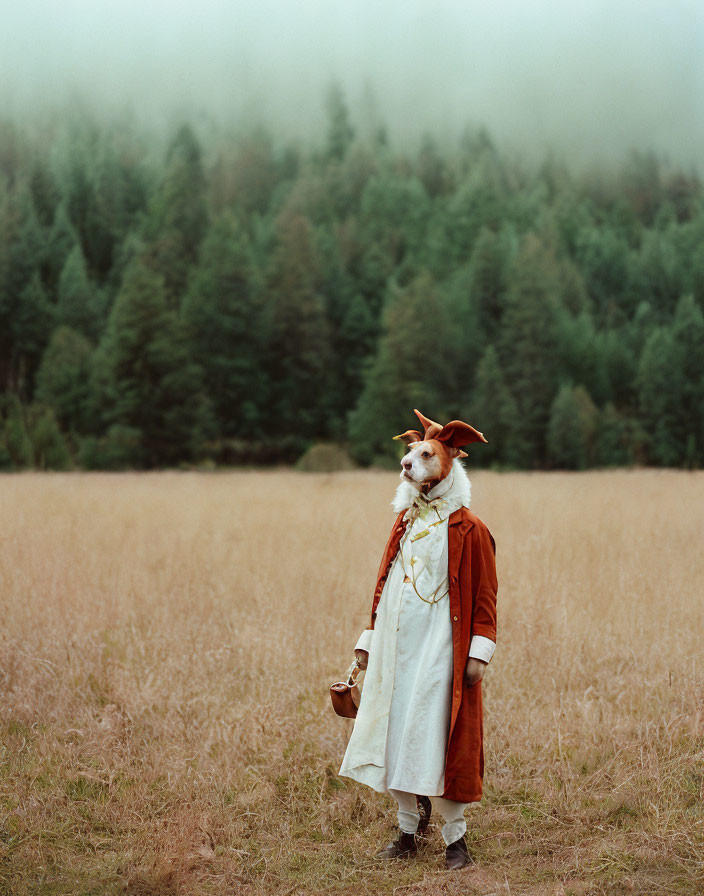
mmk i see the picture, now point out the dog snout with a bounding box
[401,458,412,471]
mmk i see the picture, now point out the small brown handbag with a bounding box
[330,659,363,718]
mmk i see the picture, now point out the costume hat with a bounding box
[393,408,487,457]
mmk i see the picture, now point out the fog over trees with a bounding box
[2,0,703,167]
[1,1,703,469]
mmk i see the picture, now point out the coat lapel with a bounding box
[448,508,472,583]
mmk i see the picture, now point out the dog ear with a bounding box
[413,408,437,431]
[413,408,443,440]
[435,420,488,448]
[393,429,423,446]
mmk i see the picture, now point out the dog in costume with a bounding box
[339,409,498,869]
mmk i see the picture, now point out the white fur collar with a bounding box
[391,458,472,514]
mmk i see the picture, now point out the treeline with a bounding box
[1,90,703,471]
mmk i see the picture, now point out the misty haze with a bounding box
[1,0,703,167]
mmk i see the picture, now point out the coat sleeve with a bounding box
[354,629,374,653]
[468,520,498,644]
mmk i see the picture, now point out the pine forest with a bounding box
[1,89,703,471]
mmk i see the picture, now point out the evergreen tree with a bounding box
[45,201,79,291]
[78,423,142,471]
[466,227,511,343]
[357,242,391,317]
[0,183,12,391]
[83,135,149,279]
[56,245,103,341]
[685,227,704,307]
[595,325,636,411]
[417,134,452,198]
[574,225,629,323]
[315,222,356,326]
[547,383,599,469]
[440,265,484,378]
[57,117,109,274]
[552,189,593,257]
[325,82,355,162]
[468,345,523,467]
[427,154,505,273]
[94,260,210,467]
[324,144,376,221]
[594,402,635,467]
[267,211,332,439]
[360,173,429,272]
[144,124,209,304]
[499,234,563,466]
[555,309,609,406]
[0,432,12,470]
[13,273,55,399]
[1,394,33,468]
[636,326,682,466]
[35,326,93,433]
[12,187,46,289]
[0,186,45,393]
[627,229,682,319]
[348,272,453,463]
[337,292,377,421]
[27,405,72,470]
[182,213,268,437]
[671,294,704,464]
[620,150,663,227]
[28,155,58,227]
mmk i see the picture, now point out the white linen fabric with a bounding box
[354,628,375,653]
[340,459,493,796]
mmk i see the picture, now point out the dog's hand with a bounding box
[465,657,487,686]
[354,649,369,670]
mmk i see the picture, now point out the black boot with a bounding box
[416,795,432,835]
[444,834,473,870]
[376,830,417,859]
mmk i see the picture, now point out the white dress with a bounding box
[339,462,478,796]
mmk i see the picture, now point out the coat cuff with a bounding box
[354,628,374,653]
[468,635,495,664]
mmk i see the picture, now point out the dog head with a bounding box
[394,409,487,492]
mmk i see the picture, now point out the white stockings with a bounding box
[390,789,468,846]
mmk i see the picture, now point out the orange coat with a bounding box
[367,506,498,803]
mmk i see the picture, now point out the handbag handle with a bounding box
[330,658,364,718]
[344,657,362,686]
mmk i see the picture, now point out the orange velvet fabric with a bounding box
[367,506,498,803]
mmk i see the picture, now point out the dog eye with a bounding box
[422,451,430,458]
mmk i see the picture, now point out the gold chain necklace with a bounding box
[400,504,449,605]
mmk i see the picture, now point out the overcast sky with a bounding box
[1,0,703,167]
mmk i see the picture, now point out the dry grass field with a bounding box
[0,469,702,896]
